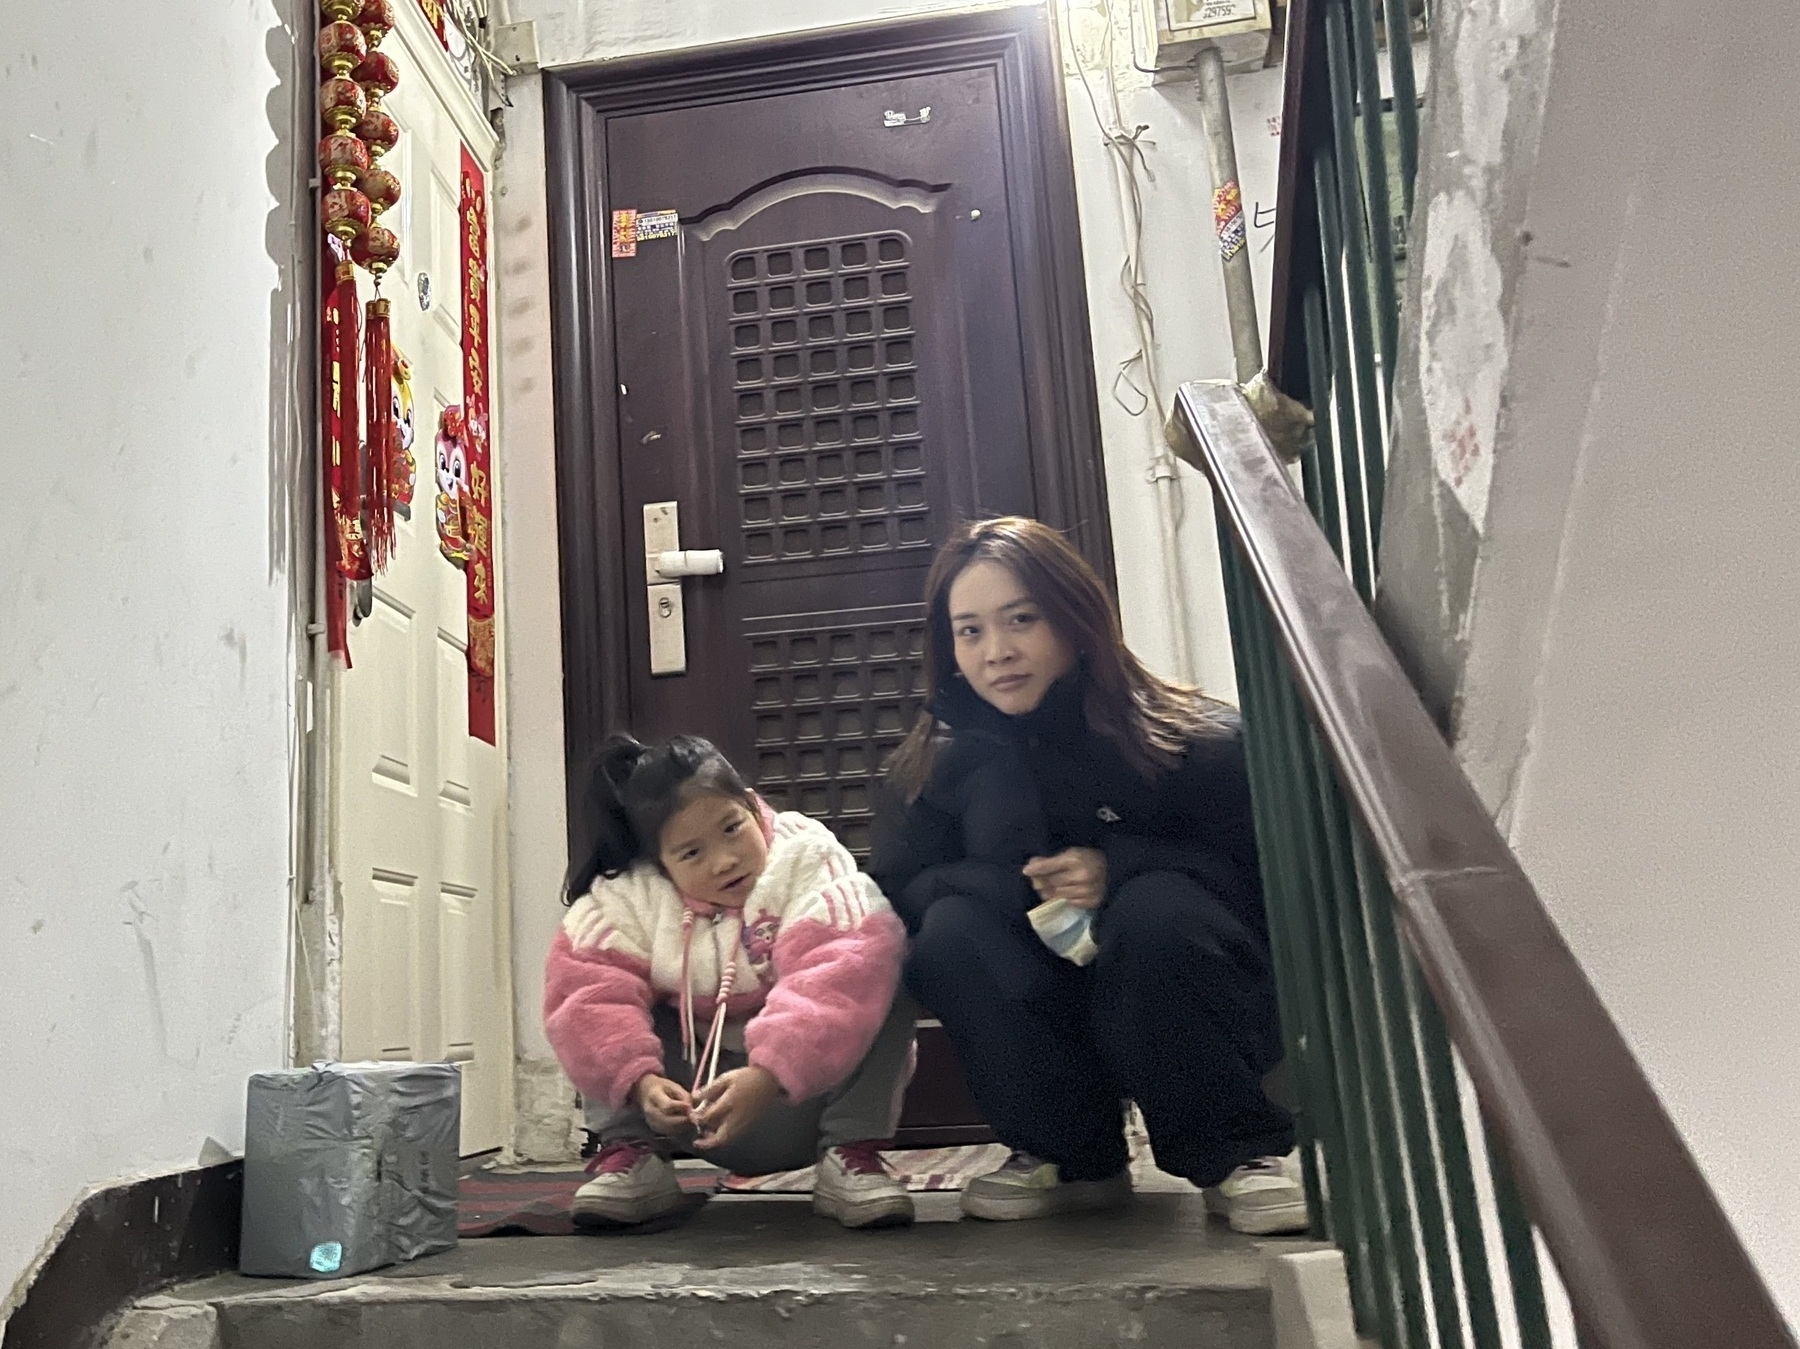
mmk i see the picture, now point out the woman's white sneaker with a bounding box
[812,1142,916,1229]
[960,1150,1133,1221]
[572,1140,686,1228]
[1204,1151,1310,1235]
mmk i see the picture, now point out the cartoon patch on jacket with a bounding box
[742,909,781,972]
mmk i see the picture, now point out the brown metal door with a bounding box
[605,66,1036,858]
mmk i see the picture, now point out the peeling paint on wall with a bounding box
[1420,191,1504,528]
[1410,0,1545,536]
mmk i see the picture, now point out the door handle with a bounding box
[642,502,722,676]
[652,549,724,579]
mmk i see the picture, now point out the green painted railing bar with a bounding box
[1217,557,1328,1238]
[1410,968,1509,1349]
[1216,505,1565,1349]
[1299,284,1347,566]
[1343,0,1401,407]
[1348,828,1471,1349]
[1257,627,1387,1320]
[1230,527,1426,1347]
[1216,517,1564,1349]
[1190,342,1591,1349]
[1302,720,1430,1349]
[1381,0,1422,212]
[1223,550,1383,1327]
[1486,1116,1557,1349]
[1228,556,1396,1337]
[1257,608,1405,1344]
[1216,498,1580,1349]
[1307,169,1375,602]
[1297,415,1329,540]
[1319,0,1389,546]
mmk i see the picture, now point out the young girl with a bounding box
[544,733,917,1230]
[872,517,1305,1234]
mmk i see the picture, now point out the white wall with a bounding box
[0,0,299,1314]
[1384,0,1800,1321]
[493,0,1279,1151]
[1477,12,1800,1321]
[1058,10,1283,693]
[491,77,578,1146]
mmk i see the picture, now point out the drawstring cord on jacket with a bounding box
[679,911,697,1070]
[677,908,744,1094]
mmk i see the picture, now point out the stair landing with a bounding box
[114,1191,1311,1348]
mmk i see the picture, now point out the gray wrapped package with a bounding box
[239,1061,460,1278]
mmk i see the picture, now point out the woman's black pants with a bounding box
[905,870,1294,1186]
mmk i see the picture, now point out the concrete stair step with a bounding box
[111,1192,1309,1349]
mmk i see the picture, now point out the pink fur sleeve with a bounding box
[542,929,665,1111]
[744,903,907,1103]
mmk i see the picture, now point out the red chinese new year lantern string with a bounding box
[317,0,403,655]
[353,11,401,573]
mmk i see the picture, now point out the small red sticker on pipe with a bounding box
[1214,182,1246,261]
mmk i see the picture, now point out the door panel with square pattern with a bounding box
[607,68,1033,848]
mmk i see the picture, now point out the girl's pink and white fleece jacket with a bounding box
[543,807,906,1110]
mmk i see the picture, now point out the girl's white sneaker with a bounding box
[572,1140,686,1228]
[812,1142,916,1229]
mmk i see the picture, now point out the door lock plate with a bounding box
[646,581,685,676]
[642,501,723,677]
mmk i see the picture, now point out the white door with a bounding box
[333,2,512,1155]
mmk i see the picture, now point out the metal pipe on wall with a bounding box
[1147,452,1196,684]
[1194,43,1265,384]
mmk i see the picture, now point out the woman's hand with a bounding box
[631,1073,696,1135]
[1023,847,1108,910]
[691,1066,781,1150]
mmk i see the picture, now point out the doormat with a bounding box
[458,1144,1011,1238]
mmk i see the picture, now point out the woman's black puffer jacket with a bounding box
[869,669,1266,940]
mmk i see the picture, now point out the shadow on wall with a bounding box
[265,0,312,595]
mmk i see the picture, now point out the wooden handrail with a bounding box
[1170,380,1794,1349]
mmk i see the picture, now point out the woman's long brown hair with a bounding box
[887,517,1228,798]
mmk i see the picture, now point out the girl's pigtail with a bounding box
[563,734,652,903]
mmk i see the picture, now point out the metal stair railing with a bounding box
[1169,381,1793,1349]
[1264,0,1421,600]
[1192,7,1793,1341]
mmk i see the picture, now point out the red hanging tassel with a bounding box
[319,238,350,664]
[335,259,371,581]
[364,297,397,573]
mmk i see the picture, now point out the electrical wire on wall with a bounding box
[1058,0,1196,682]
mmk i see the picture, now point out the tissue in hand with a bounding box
[1027,897,1099,966]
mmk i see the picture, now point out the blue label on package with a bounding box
[309,1241,344,1274]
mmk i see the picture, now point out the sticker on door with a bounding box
[612,207,679,258]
